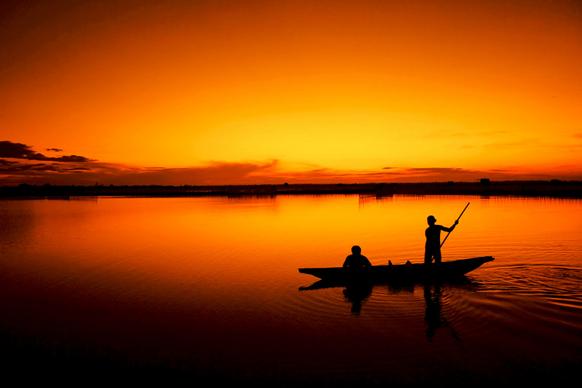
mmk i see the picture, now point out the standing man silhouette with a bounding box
[424,215,458,265]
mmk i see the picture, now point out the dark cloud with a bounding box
[50,154,92,162]
[46,148,63,152]
[101,160,280,185]
[0,158,282,185]
[0,159,93,173]
[2,158,581,185]
[377,167,511,182]
[404,167,467,173]
[0,159,16,166]
[0,141,91,162]
[302,167,536,182]
[1,140,581,185]
[0,141,41,159]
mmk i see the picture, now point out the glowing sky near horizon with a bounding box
[1,0,581,184]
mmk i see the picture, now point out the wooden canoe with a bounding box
[298,256,494,282]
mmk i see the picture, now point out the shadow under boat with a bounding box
[300,273,481,340]
[299,272,481,292]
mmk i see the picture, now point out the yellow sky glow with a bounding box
[1,1,581,184]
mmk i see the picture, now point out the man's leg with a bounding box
[424,249,433,265]
[434,249,442,265]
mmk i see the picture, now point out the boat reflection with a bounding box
[300,277,480,340]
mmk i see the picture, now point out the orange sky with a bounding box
[1,0,581,184]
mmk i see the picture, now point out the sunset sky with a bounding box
[1,0,581,184]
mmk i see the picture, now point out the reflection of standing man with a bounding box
[424,215,458,265]
[424,284,442,341]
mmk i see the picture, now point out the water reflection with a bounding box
[300,277,481,343]
[424,284,446,341]
[422,283,466,343]
[0,196,580,384]
[342,282,373,315]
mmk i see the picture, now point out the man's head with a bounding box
[351,245,362,255]
[427,215,436,225]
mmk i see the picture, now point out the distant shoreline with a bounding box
[1,180,581,199]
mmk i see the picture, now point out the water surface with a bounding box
[0,195,580,385]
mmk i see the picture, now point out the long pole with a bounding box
[440,202,470,248]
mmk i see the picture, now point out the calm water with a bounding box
[0,195,581,385]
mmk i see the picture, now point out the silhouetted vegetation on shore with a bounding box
[1,180,581,199]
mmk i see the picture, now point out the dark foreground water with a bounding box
[0,195,580,385]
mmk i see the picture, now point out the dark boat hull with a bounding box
[298,256,494,283]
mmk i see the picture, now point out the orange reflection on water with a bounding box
[2,195,581,297]
[0,195,581,384]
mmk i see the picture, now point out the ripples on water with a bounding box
[0,196,580,385]
[294,265,581,385]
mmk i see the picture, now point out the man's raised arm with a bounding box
[440,220,459,233]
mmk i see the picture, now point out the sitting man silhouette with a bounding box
[425,215,458,265]
[343,245,372,271]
